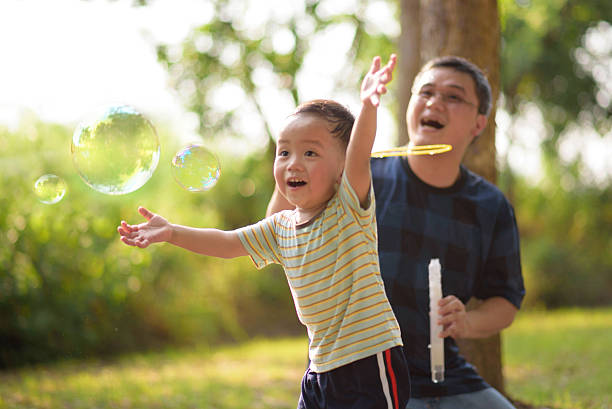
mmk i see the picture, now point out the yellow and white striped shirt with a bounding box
[237,172,402,373]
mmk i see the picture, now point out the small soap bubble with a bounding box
[33,174,67,204]
[71,105,160,195]
[171,144,220,192]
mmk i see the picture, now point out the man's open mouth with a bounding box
[421,119,444,129]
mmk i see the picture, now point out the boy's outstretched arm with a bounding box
[117,206,248,259]
[344,54,396,207]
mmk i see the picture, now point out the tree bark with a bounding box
[398,0,505,394]
[397,0,421,146]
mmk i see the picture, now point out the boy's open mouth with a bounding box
[288,179,306,188]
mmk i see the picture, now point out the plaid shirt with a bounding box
[371,156,524,397]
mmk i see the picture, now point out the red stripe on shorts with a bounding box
[385,349,399,409]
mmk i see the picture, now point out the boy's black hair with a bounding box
[293,99,355,149]
[415,56,492,116]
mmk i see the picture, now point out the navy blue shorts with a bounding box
[298,346,411,409]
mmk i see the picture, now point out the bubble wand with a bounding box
[428,258,445,383]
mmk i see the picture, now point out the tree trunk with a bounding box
[397,0,421,146]
[398,0,505,394]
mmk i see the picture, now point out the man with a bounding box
[267,56,525,409]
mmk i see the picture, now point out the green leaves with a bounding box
[500,0,612,136]
[0,119,295,368]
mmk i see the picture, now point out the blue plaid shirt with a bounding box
[371,156,524,397]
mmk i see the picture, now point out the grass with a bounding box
[0,338,307,409]
[503,308,612,409]
[0,308,610,409]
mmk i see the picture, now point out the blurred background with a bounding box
[0,0,610,399]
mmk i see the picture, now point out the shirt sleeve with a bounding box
[236,213,284,269]
[338,171,376,229]
[474,197,525,309]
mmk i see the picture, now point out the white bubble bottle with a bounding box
[429,258,445,383]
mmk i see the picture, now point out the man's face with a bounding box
[406,67,487,157]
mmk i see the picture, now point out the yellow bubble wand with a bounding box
[371,144,452,157]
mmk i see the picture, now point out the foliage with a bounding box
[499,0,612,172]
[501,167,612,308]
[155,0,396,148]
[0,1,398,367]
[0,119,299,368]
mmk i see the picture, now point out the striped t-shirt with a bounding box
[237,172,403,373]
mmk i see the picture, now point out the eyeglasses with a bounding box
[415,89,478,109]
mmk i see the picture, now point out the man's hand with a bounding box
[437,295,518,339]
[117,206,172,248]
[437,295,470,339]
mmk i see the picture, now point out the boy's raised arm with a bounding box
[344,54,396,207]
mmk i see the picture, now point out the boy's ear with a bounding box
[336,166,344,185]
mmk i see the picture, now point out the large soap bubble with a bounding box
[171,144,220,192]
[33,174,67,204]
[71,105,160,195]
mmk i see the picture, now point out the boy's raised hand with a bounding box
[361,54,397,107]
[117,206,172,248]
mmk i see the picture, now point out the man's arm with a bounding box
[437,295,518,339]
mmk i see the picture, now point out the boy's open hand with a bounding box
[361,54,397,107]
[117,206,172,248]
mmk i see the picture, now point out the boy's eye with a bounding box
[305,150,317,157]
[277,150,289,157]
[419,90,433,97]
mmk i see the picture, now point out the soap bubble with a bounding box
[71,105,160,195]
[171,144,220,192]
[33,174,67,204]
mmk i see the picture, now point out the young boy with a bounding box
[117,54,410,409]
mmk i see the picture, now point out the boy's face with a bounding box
[407,67,487,158]
[274,114,345,214]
